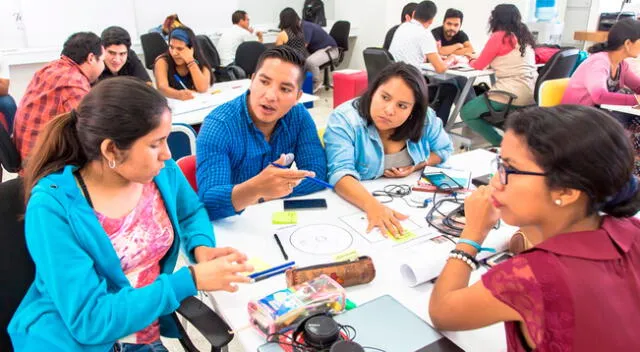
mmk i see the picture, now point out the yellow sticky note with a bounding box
[333,249,360,262]
[243,257,271,276]
[388,229,417,243]
[210,89,222,95]
[272,211,298,224]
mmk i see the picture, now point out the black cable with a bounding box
[362,347,387,352]
[371,184,432,208]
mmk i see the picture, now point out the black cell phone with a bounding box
[485,252,514,267]
[283,198,328,210]
[472,174,493,187]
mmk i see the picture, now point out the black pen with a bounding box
[273,233,289,260]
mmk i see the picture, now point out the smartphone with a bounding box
[283,198,328,210]
[485,252,514,267]
[472,174,493,187]
[422,172,463,190]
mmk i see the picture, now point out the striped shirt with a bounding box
[13,56,91,161]
[196,91,327,220]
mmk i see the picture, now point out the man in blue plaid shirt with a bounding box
[196,47,327,220]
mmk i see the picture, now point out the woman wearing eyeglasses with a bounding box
[429,105,640,351]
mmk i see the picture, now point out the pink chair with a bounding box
[177,155,197,192]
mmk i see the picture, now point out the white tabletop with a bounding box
[168,79,318,125]
[601,104,640,117]
[208,149,510,352]
[420,63,495,79]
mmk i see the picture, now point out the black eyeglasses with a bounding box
[495,157,547,185]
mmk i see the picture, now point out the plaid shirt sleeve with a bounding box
[196,113,239,220]
[289,106,327,197]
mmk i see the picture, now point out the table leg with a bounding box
[445,76,476,130]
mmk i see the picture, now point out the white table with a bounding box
[168,79,318,126]
[601,104,640,117]
[208,149,510,352]
[421,63,496,131]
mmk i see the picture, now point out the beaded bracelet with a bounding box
[448,249,479,270]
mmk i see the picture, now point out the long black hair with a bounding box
[279,8,303,36]
[489,4,536,57]
[23,77,169,202]
[589,18,640,54]
[353,62,429,143]
[160,26,214,85]
[506,105,640,217]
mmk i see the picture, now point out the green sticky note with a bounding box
[272,211,298,224]
[333,249,359,262]
[388,229,417,243]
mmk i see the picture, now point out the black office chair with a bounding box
[382,25,399,51]
[195,35,243,82]
[481,47,580,128]
[0,122,20,182]
[234,41,268,78]
[319,21,351,89]
[0,178,233,352]
[140,32,169,70]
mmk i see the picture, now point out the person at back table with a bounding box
[561,19,640,175]
[382,2,417,51]
[275,8,310,60]
[218,10,264,67]
[429,105,640,351]
[302,19,338,92]
[460,4,538,146]
[13,32,104,162]
[153,27,213,101]
[431,8,474,57]
[98,26,152,85]
[196,47,327,220]
[8,77,253,351]
[0,52,17,134]
[324,62,453,236]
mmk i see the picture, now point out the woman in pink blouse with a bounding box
[429,105,640,351]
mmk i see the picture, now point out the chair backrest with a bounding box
[329,21,351,52]
[538,78,570,107]
[140,32,169,70]
[0,178,33,352]
[382,25,399,51]
[195,35,220,68]
[168,123,197,161]
[177,155,198,192]
[534,48,579,102]
[234,41,267,77]
[363,47,395,84]
[0,122,21,175]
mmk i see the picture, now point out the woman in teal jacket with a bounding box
[8,77,252,351]
[324,62,453,237]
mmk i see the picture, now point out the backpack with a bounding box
[303,0,326,27]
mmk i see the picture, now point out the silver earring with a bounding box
[554,199,562,206]
[108,159,116,169]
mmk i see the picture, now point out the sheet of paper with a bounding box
[339,212,426,243]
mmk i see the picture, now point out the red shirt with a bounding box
[482,216,640,351]
[13,56,90,161]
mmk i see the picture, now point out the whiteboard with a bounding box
[20,0,138,48]
[0,0,26,49]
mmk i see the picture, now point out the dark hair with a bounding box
[489,4,536,57]
[101,26,132,49]
[61,32,103,65]
[24,77,169,203]
[444,8,463,23]
[353,62,429,143]
[161,26,214,85]
[278,7,302,36]
[401,2,418,22]
[232,10,247,24]
[505,105,640,217]
[254,46,306,87]
[414,1,437,22]
[588,18,640,54]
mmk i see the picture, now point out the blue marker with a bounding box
[173,74,188,90]
[251,266,292,283]
[248,261,296,279]
[270,162,334,190]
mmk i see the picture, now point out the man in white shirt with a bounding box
[218,10,264,66]
[0,53,17,133]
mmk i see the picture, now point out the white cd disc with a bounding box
[289,224,353,255]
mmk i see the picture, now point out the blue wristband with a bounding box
[458,238,496,253]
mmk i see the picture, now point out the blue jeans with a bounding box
[113,340,169,352]
[0,95,17,134]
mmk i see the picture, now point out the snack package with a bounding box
[247,274,346,335]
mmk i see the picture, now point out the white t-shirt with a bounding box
[0,53,10,80]
[217,25,258,66]
[388,19,437,69]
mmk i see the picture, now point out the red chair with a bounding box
[177,155,198,192]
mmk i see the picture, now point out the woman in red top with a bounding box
[429,105,640,351]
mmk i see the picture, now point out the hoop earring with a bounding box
[108,159,116,169]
